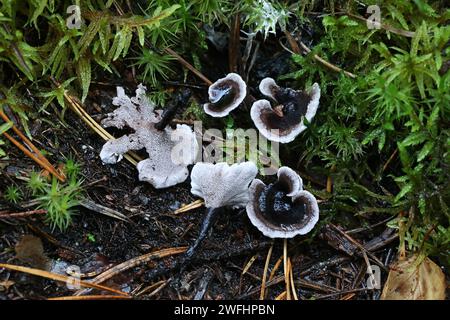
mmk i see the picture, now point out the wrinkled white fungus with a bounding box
[251,78,320,143]
[203,73,247,117]
[190,162,258,208]
[246,166,319,238]
[100,84,198,189]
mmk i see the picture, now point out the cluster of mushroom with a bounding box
[99,74,320,246]
[205,73,321,143]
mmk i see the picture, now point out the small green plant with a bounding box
[132,48,175,87]
[4,185,22,203]
[86,233,96,243]
[26,160,84,232]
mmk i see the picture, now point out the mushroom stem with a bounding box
[185,207,222,260]
[154,88,191,131]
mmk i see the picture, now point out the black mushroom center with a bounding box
[261,87,311,132]
[209,80,238,111]
[258,181,306,226]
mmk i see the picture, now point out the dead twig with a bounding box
[0,209,46,219]
[79,199,130,222]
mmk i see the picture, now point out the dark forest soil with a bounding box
[0,28,402,300]
[0,104,398,299]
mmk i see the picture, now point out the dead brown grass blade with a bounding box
[0,263,128,296]
[0,110,65,182]
[260,242,274,300]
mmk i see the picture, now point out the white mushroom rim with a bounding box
[99,84,199,189]
[246,166,319,238]
[204,73,247,117]
[251,78,320,143]
[190,161,258,209]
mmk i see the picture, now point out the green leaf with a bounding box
[137,26,145,46]
[401,132,427,146]
[0,121,13,134]
[30,0,48,29]
[417,141,434,162]
[395,183,413,202]
[76,57,91,103]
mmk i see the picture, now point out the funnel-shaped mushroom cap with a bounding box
[100,84,199,189]
[204,73,247,117]
[246,166,319,238]
[251,78,320,143]
[190,162,258,208]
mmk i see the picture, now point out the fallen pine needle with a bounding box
[341,293,356,300]
[174,199,204,214]
[269,256,283,282]
[0,110,65,182]
[136,280,166,296]
[289,258,298,300]
[260,242,274,300]
[275,291,286,300]
[242,254,258,275]
[0,263,128,296]
[283,239,291,300]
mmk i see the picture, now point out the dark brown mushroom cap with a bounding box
[246,166,319,238]
[204,73,247,117]
[251,78,320,143]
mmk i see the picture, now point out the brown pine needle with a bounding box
[0,263,128,296]
[289,258,298,300]
[164,48,212,86]
[326,164,336,193]
[174,199,204,214]
[269,256,283,282]
[0,110,65,182]
[48,295,132,300]
[341,293,356,300]
[283,239,291,300]
[136,280,166,296]
[2,132,65,182]
[260,242,274,300]
[74,246,187,296]
[242,254,258,275]
[275,291,286,300]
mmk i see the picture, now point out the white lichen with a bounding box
[100,84,199,189]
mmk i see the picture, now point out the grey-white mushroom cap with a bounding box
[246,166,319,238]
[100,84,199,189]
[190,162,258,208]
[203,73,247,117]
[251,79,320,143]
